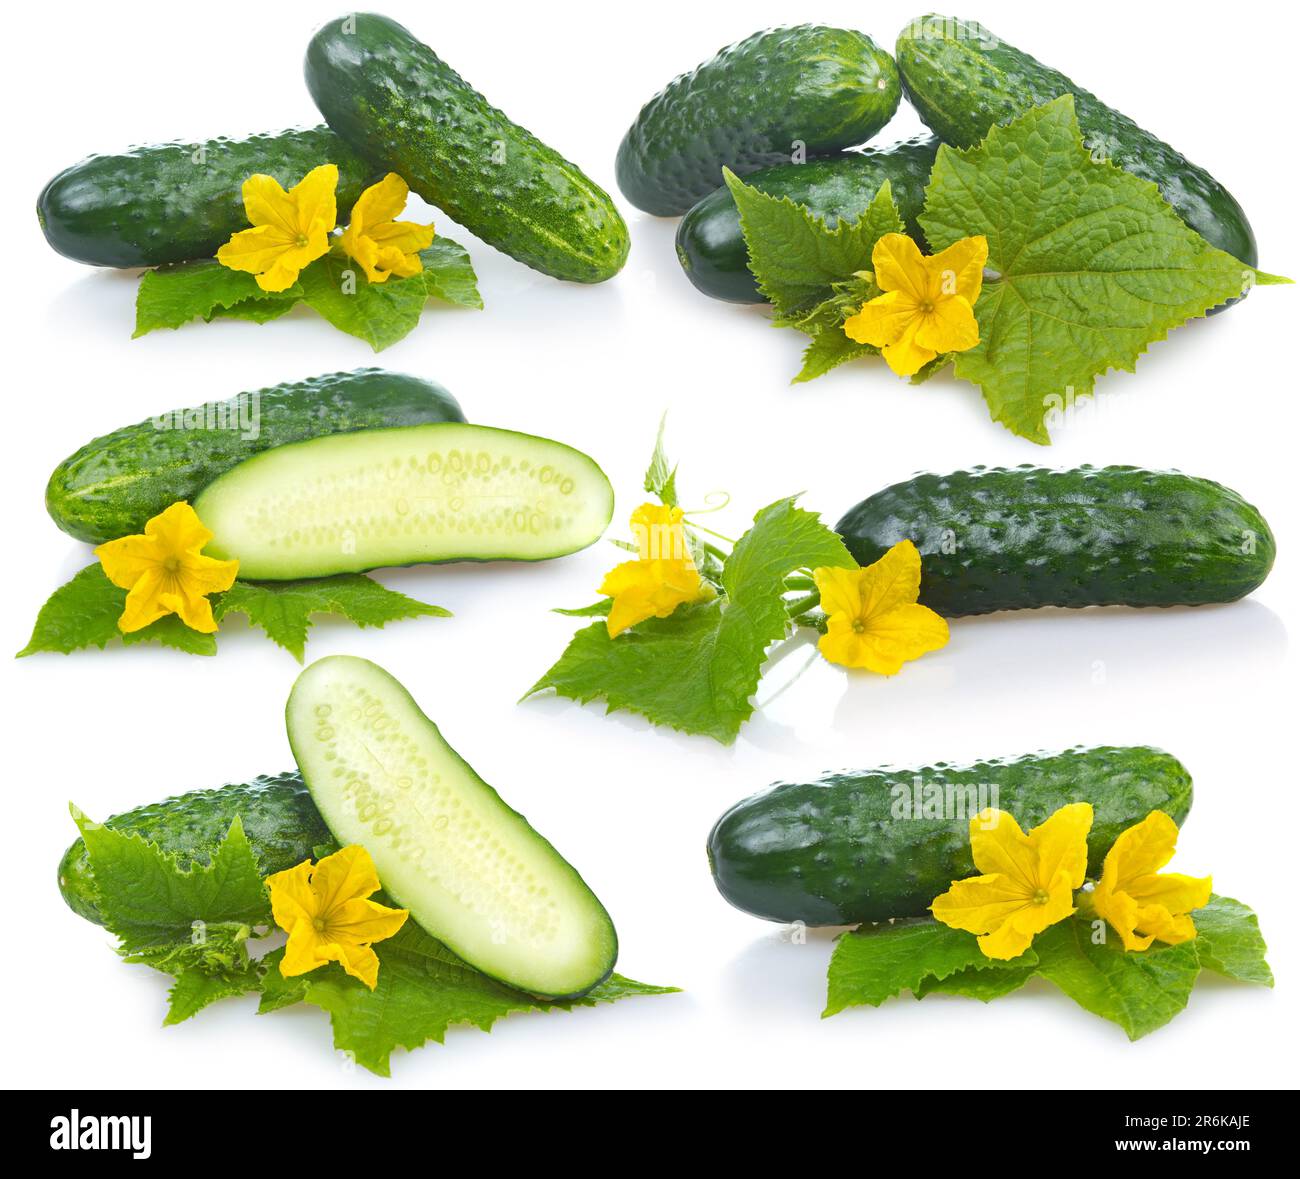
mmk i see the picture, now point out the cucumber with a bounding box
[708,746,1193,925]
[836,466,1275,617]
[305,13,628,283]
[617,25,902,217]
[38,126,380,269]
[288,656,617,998]
[58,771,328,927]
[675,135,939,303]
[895,16,1257,267]
[46,369,466,545]
[193,423,614,580]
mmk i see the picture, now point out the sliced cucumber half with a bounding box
[287,655,618,998]
[194,423,614,579]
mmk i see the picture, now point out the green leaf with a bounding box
[1032,918,1201,1040]
[915,962,1037,1002]
[214,575,449,662]
[298,253,428,351]
[921,96,1288,444]
[73,809,270,942]
[420,238,483,309]
[528,498,855,742]
[164,968,261,1025]
[792,327,875,383]
[553,600,612,618]
[18,565,217,657]
[1192,895,1274,986]
[725,171,904,314]
[296,923,676,1076]
[134,259,299,337]
[825,920,1036,1016]
[643,413,678,507]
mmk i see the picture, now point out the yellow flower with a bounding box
[1088,811,1212,952]
[843,232,988,376]
[94,502,239,634]
[216,163,339,292]
[812,541,948,673]
[339,172,435,283]
[931,803,1094,960]
[266,845,409,990]
[599,503,714,638]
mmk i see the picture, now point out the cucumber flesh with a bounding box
[194,424,614,580]
[287,656,617,998]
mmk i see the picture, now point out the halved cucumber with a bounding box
[194,424,613,580]
[287,656,617,998]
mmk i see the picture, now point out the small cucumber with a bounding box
[708,746,1193,925]
[58,771,328,926]
[836,466,1275,616]
[38,126,380,268]
[305,13,628,283]
[288,656,617,998]
[194,423,614,580]
[46,369,465,545]
[895,15,1257,266]
[617,25,902,216]
[675,135,939,303]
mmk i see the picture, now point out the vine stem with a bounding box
[784,591,822,619]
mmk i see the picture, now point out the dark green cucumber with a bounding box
[59,772,328,926]
[46,369,465,545]
[617,25,902,216]
[708,746,1193,925]
[38,126,380,269]
[288,656,618,998]
[305,13,628,283]
[836,466,1275,617]
[896,15,1257,266]
[194,423,614,580]
[676,135,939,303]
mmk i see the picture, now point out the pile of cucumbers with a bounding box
[614,16,1258,303]
[38,14,628,283]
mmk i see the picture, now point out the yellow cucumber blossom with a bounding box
[931,803,1094,960]
[266,845,409,990]
[216,163,339,292]
[339,172,435,283]
[844,232,988,376]
[812,541,948,674]
[94,502,239,635]
[1087,811,1212,952]
[599,503,714,638]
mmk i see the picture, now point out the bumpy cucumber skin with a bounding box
[895,16,1257,267]
[617,25,903,216]
[305,14,628,283]
[59,772,328,927]
[675,135,939,303]
[708,746,1193,925]
[45,369,465,545]
[37,126,380,268]
[836,466,1276,617]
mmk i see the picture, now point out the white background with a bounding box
[2,0,1295,1090]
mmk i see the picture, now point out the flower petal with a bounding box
[287,163,340,236]
[310,845,382,915]
[823,603,947,674]
[880,315,937,376]
[350,173,411,231]
[94,533,165,591]
[843,290,918,348]
[931,872,1034,933]
[1027,802,1093,892]
[968,809,1036,888]
[239,174,299,235]
[328,897,410,944]
[811,565,863,621]
[117,567,171,633]
[146,501,213,552]
[924,234,988,304]
[1101,811,1180,892]
[870,232,930,301]
[856,540,926,618]
[324,939,383,990]
[1128,871,1213,914]
[267,860,319,932]
[280,918,332,977]
[914,295,980,354]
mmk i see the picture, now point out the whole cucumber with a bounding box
[617,25,902,216]
[305,13,628,283]
[675,135,939,303]
[38,126,380,268]
[45,369,466,545]
[836,467,1275,617]
[895,15,1257,266]
[59,772,330,926]
[708,746,1193,925]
